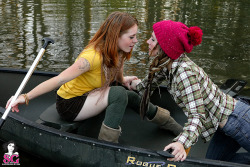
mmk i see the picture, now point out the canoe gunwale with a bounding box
[0,67,58,77]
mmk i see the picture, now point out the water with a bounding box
[0,0,249,166]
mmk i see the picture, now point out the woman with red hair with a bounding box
[6,12,183,144]
[131,20,250,164]
[6,11,139,143]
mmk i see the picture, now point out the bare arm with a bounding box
[6,58,90,111]
[27,57,90,100]
[116,62,138,90]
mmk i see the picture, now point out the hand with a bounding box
[130,79,141,90]
[5,95,26,112]
[123,76,138,90]
[164,142,186,162]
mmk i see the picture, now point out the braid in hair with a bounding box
[140,44,171,119]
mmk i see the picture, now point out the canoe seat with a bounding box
[36,103,82,132]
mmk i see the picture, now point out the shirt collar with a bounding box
[170,54,185,74]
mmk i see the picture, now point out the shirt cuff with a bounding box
[173,132,194,149]
[136,81,145,96]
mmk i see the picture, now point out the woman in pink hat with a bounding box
[6,12,183,143]
[131,20,250,164]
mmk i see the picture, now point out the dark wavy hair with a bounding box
[2,141,18,153]
[140,44,171,119]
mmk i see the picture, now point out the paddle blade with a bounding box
[157,151,174,158]
[220,79,247,97]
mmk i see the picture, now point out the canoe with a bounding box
[0,68,249,167]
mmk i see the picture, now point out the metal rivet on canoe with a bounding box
[118,149,121,151]
[92,143,95,146]
[24,127,26,129]
[65,137,68,140]
[39,133,42,136]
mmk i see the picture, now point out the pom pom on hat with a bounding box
[188,26,203,46]
[153,20,203,60]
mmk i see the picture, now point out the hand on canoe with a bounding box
[164,142,186,162]
[6,95,26,112]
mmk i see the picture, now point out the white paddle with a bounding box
[0,37,54,128]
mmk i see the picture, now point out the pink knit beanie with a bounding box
[153,20,203,60]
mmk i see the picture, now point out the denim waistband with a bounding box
[230,100,250,117]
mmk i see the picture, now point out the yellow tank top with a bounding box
[57,47,103,99]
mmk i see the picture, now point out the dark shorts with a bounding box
[56,94,88,121]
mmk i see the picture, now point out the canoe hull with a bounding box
[0,68,248,167]
[1,108,244,167]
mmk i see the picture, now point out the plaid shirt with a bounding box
[136,54,237,149]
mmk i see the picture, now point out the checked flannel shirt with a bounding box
[136,54,237,149]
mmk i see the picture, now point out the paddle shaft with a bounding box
[0,37,54,128]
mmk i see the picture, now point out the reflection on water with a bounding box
[0,0,249,89]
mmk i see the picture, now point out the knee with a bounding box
[108,86,128,105]
[127,90,141,101]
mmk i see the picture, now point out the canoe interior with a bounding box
[0,68,248,165]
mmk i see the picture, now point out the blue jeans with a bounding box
[206,100,250,164]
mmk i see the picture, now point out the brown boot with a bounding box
[150,106,183,136]
[98,122,121,143]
